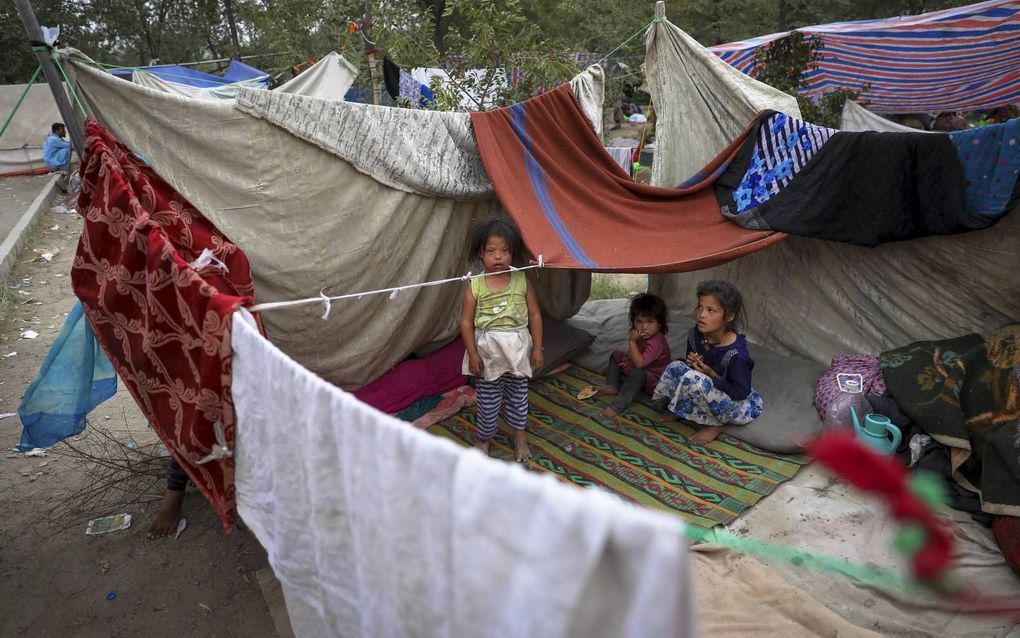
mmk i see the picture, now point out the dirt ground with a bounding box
[0,182,274,637]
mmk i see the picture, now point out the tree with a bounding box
[754,31,866,127]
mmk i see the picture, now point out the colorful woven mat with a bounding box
[430,366,809,527]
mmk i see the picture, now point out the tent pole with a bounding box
[362,2,384,105]
[0,65,42,141]
[13,0,84,158]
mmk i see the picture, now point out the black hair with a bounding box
[695,280,746,333]
[466,216,528,268]
[51,122,65,134]
[629,293,669,335]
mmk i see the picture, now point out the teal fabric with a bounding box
[395,395,443,422]
[17,301,117,450]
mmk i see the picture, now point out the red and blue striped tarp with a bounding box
[709,0,1020,113]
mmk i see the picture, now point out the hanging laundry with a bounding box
[383,57,435,109]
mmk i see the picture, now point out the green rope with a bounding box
[684,525,921,593]
[54,58,88,118]
[0,65,43,140]
[595,18,657,68]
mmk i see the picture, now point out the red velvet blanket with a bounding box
[72,120,256,529]
[470,86,785,272]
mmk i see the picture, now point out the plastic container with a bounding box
[823,373,871,431]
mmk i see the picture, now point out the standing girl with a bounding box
[460,217,543,462]
[653,280,763,445]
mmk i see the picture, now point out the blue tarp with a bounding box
[110,60,269,88]
[16,301,117,451]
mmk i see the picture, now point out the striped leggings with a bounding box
[475,373,529,440]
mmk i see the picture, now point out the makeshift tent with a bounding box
[840,99,938,133]
[0,82,66,175]
[709,0,1020,113]
[131,69,268,100]
[57,1,1020,630]
[67,55,599,388]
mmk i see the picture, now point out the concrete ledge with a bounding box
[0,174,61,282]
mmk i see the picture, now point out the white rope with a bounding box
[247,256,544,318]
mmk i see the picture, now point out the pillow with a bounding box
[723,344,827,453]
[533,316,595,378]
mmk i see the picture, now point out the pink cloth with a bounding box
[412,386,477,429]
[814,353,887,421]
[611,332,672,395]
[354,339,467,414]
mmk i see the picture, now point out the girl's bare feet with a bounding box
[597,406,619,419]
[597,385,618,396]
[147,490,185,539]
[513,430,531,463]
[689,426,724,445]
[474,438,491,456]
[657,412,678,423]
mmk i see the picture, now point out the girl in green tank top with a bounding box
[460,217,544,463]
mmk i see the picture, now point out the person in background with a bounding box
[43,122,76,193]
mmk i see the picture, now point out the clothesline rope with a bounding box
[246,257,544,319]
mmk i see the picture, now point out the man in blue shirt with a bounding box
[42,123,76,193]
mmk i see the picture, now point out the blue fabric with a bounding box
[223,60,269,83]
[653,361,763,426]
[42,133,70,170]
[949,119,1020,222]
[685,328,755,401]
[16,301,117,451]
[732,113,835,213]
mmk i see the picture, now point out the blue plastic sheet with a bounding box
[16,301,117,451]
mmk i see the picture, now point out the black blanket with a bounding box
[716,115,979,246]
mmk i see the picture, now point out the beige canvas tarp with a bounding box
[68,58,590,389]
[840,99,936,133]
[274,52,359,100]
[0,82,65,175]
[643,6,801,188]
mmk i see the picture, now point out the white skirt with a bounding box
[462,327,533,381]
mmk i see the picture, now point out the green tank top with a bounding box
[472,271,529,331]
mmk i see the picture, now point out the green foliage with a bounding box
[754,31,866,128]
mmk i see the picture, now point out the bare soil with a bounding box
[0,182,273,637]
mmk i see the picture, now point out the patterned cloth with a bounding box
[814,353,887,421]
[653,361,763,427]
[431,365,807,528]
[949,119,1020,222]
[880,323,1020,517]
[731,113,837,216]
[475,374,529,439]
[72,119,257,528]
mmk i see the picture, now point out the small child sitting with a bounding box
[653,280,763,445]
[598,294,672,419]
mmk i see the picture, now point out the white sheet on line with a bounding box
[231,309,696,637]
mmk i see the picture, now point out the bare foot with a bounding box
[474,438,491,456]
[597,406,619,419]
[597,385,618,396]
[657,412,678,423]
[147,490,185,539]
[689,427,724,446]
[513,430,531,463]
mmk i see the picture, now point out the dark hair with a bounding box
[629,293,668,335]
[467,216,528,268]
[51,122,65,134]
[695,280,746,332]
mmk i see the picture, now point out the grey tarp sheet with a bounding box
[840,99,937,133]
[68,59,589,388]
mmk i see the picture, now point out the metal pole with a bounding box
[13,0,85,158]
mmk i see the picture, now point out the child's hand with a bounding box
[630,328,641,343]
[468,353,484,376]
[531,348,544,371]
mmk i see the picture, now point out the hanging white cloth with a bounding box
[231,309,695,637]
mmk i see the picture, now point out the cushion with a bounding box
[533,316,595,378]
[568,298,826,453]
[354,339,467,414]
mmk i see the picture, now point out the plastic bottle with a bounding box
[823,373,871,431]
